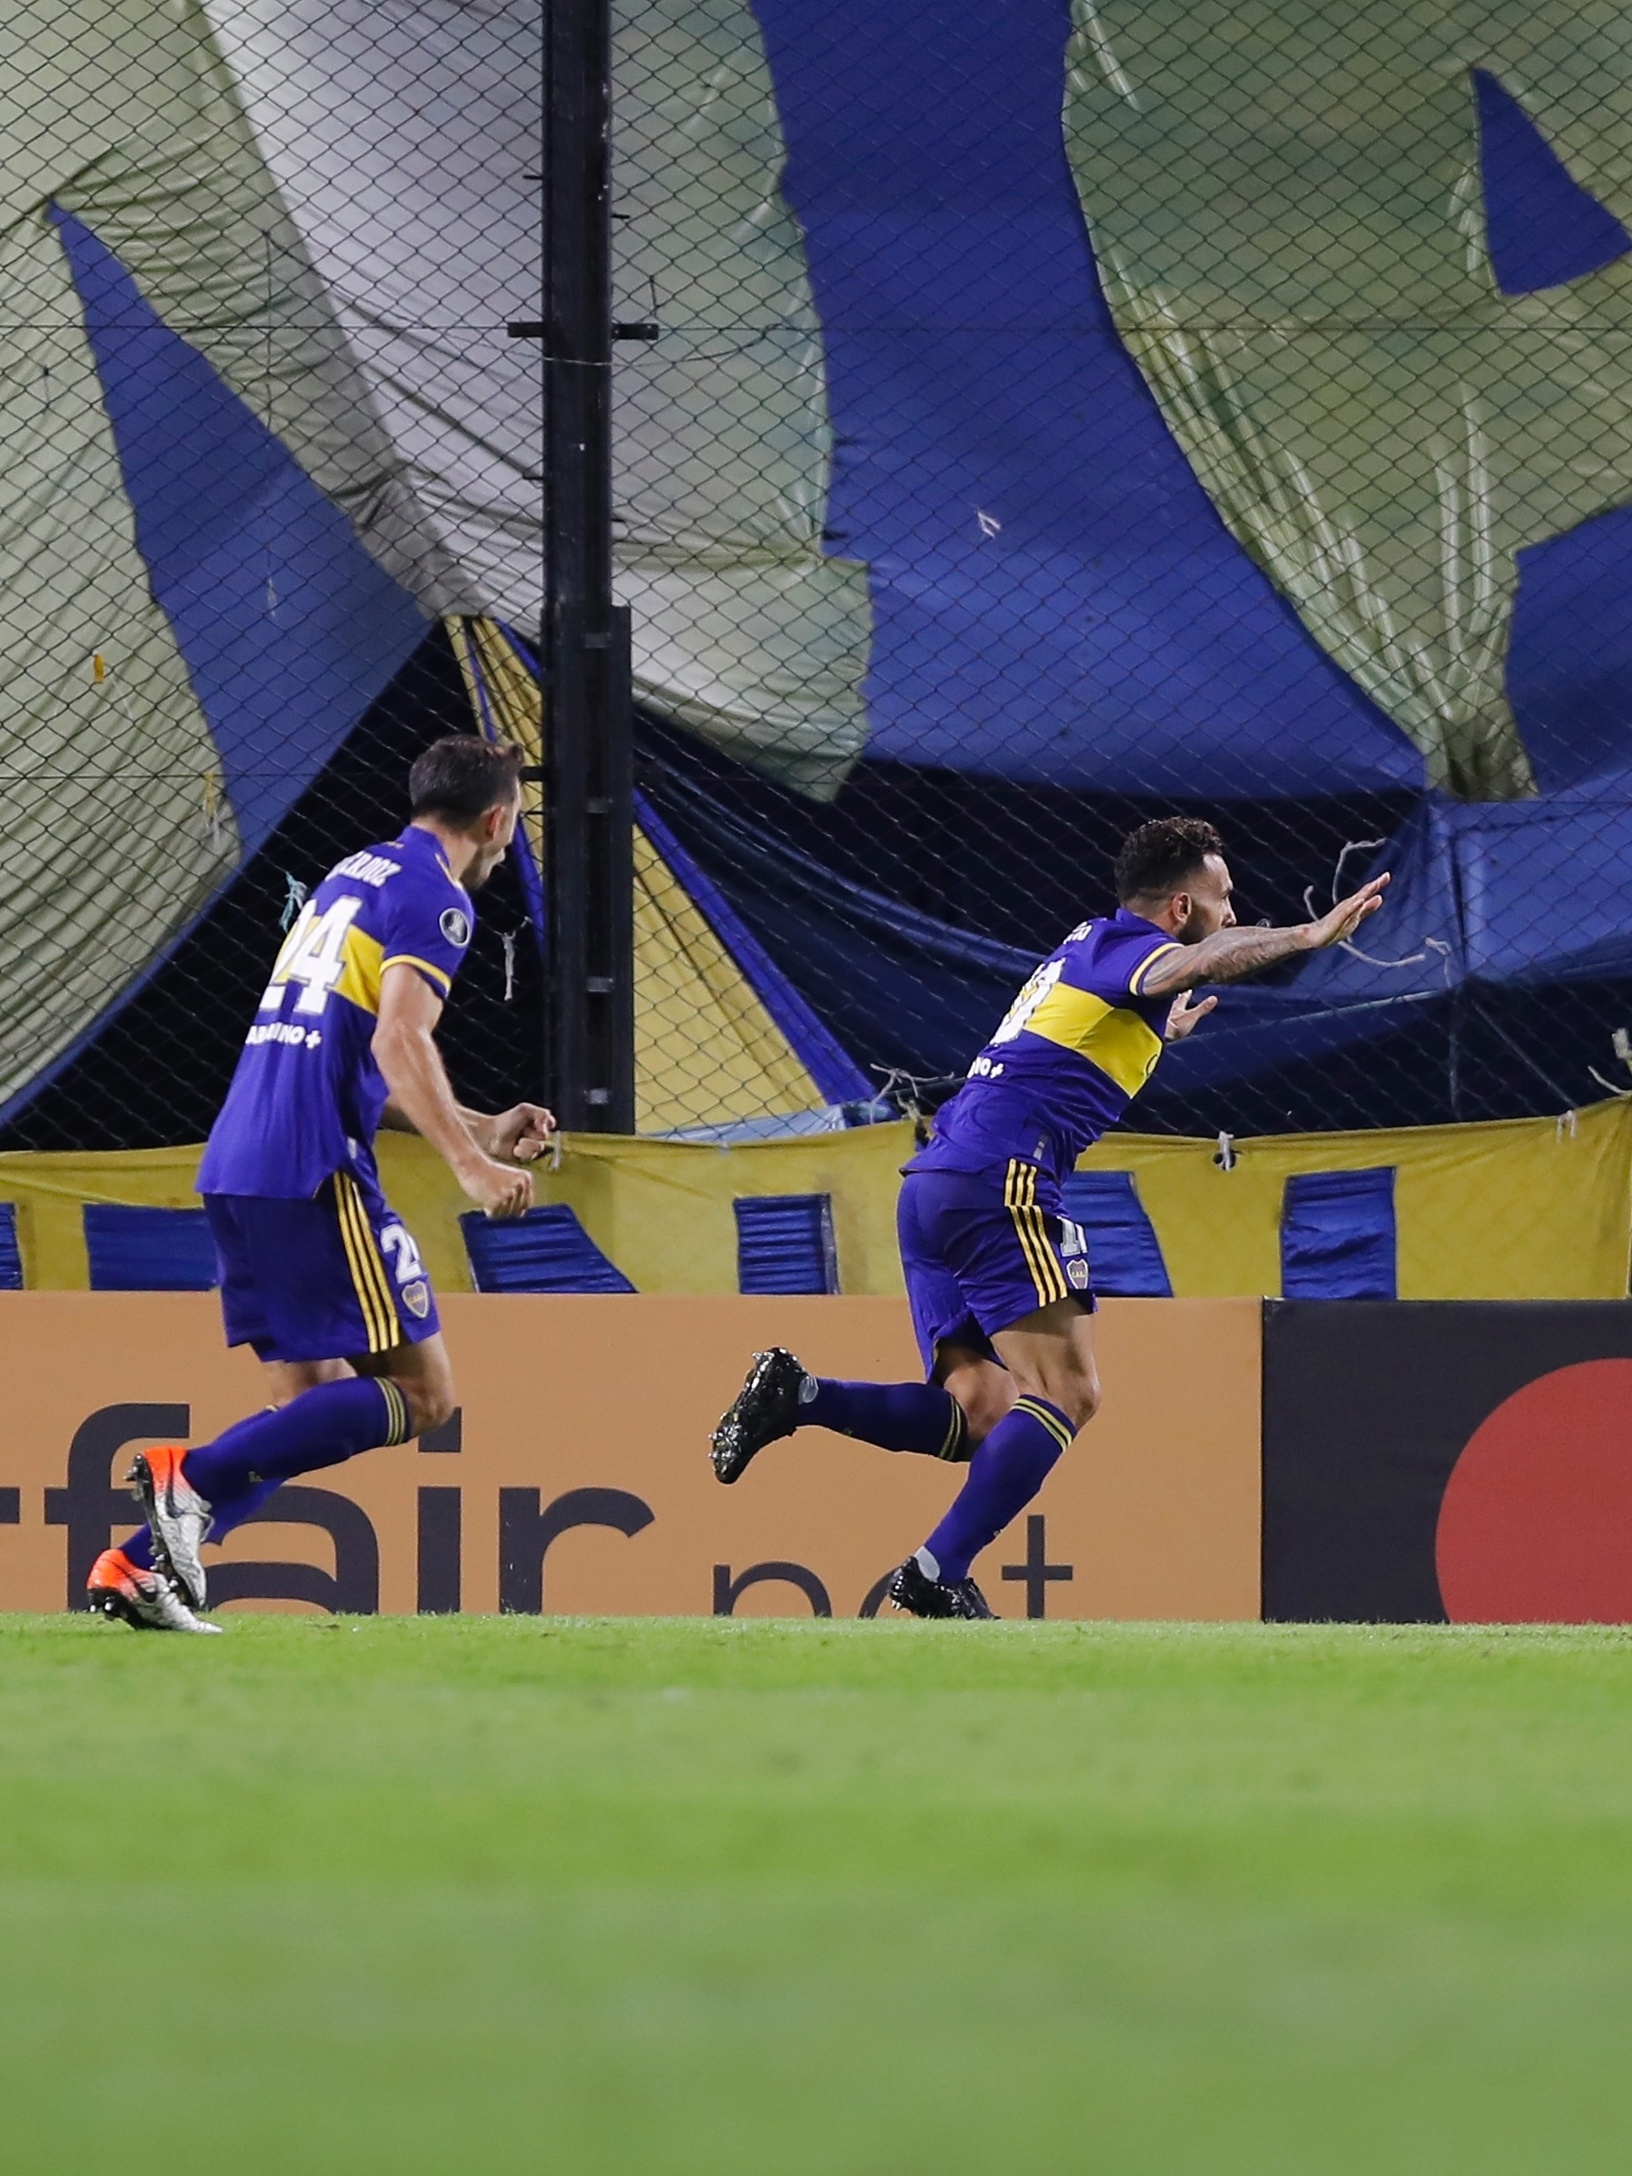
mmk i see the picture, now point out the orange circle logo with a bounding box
[1436,1359,1632,1622]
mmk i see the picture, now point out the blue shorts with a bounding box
[897,1162,1095,1373]
[204,1175,441,1365]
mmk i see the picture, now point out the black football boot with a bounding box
[709,1347,809,1484]
[884,1554,998,1620]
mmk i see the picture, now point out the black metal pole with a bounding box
[537,0,634,1133]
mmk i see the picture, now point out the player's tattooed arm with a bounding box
[1139,875,1389,998]
[373,965,533,1219]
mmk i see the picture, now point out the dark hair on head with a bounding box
[408,735,525,828]
[1114,816,1224,904]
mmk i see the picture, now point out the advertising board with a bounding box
[0,1294,1263,1621]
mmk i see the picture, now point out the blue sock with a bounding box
[118,1528,155,1573]
[198,1475,283,1543]
[181,1378,406,1502]
[800,1377,968,1461]
[920,1396,1076,1584]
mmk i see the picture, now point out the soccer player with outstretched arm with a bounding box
[88,737,554,1631]
[709,817,1387,1618]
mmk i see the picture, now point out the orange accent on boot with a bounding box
[86,1547,142,1598]
[140,1445,191,1487]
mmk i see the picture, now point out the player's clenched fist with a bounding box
[491,1102,556,1164]
[460,1155,534,1220]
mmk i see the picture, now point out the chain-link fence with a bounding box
[612,0,1632,1142]
[4,0,1632,1163]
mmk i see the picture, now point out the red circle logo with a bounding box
[1436,1359,1632,1622]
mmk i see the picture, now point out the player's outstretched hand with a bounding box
[1165,990,1218,1042]
[461,1157,535,1220]
[491,1101,557,1164]
[1305,872,1389,951]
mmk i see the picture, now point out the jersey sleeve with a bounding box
[1062,924,1183,1003]
[1125,938,1184,998]
[378,872,474,998]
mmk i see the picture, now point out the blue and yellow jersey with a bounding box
[911,909,1181,1182]
[197,826,474,1201]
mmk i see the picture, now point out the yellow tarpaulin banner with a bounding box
[0,1099,1626,1300]
[448,613,834,1134]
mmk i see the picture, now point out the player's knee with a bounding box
[1036,1366,1098,1434]
[937,1354,1015,1447]
[1063,1372,1101,1431]
[955,1379,1014,1445]
[397,1374,456,1438]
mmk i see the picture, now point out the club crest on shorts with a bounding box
[401,1278,431,1319]
[1067,1257,1091,1291]
[439,906,471,947]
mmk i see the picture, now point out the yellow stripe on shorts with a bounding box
[1006,1159,1066,1308]
[1022,1166,1068,1305]
[334,1173,399,1354]
[1005,1160,1053,1307]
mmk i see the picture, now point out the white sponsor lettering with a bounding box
[245,1021,323,1049]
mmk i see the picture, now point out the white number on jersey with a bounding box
[379,1222,426,1286]
[261,897,364,1018]
[989,958,1063,1044]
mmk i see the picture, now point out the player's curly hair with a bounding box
[409,735,525,826]
[1114,816,1224,904]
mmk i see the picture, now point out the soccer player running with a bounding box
[89,736,554,1631]
[710,817,1387,1618]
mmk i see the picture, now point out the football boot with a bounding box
[709,1347,808,1484]
[885,1553,998,1620]
[127,1446,213,1610]
[87,1548,221,1634]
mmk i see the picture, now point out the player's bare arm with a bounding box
[379,1094,556,1164]
[372,964,533,1218]
[1139,874,1390,998]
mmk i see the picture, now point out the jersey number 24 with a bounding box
[261,898,363,1017]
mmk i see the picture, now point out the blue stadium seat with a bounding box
[0,1203,22,1290]
[460,1204,635,1294]
[734,1193,839,1295]
[1058,1172,1173,1298]
[84,1204,218,1291]
[1280,1168,1398,1300]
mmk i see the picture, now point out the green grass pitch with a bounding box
[3,1615,1632,2173]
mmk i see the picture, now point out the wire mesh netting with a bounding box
[5,0,1632,1165]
